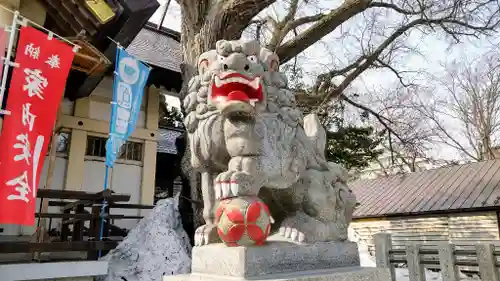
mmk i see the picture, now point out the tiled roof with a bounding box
[350,159,500,218]
[126,27,181,73]
[157,128,183,154]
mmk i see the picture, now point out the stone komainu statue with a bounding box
[182,39,357,246]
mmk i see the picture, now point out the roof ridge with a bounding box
[351,158,500,218]
[144,22,181,41]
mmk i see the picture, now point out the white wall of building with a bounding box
[88,77,147,128]
[84,77,145,230]
[82,159,142,230]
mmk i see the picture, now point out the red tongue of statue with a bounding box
[227,91,250,102]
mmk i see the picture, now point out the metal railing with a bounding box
[374,233,499,281]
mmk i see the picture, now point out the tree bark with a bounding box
[179,0,276,70]
[178,21,215,233]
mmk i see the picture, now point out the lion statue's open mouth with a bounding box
[211,72,263,117]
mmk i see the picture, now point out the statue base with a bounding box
[163,237,390,281]
[163,267,390,281]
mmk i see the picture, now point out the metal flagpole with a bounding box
[97,42,151,258]
[98,42,121,258]
[33,124,59,260]
[157,0,171,30]
[33,105,63,260]
[98,165,110,258]
[0,11,18,117]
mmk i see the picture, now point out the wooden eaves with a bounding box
[39,0,160,101]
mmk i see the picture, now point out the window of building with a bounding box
[86,136,143,162]
[118,141,143,162]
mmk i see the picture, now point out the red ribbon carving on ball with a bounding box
[216,200,271,246]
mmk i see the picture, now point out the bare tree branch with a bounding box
[276,0,372,63]
[299,11,500,107]
[397,54,500,161]
[274,0,428,64]
[291,14,326,28]
[373,59,416,88]
[368,2,421,15]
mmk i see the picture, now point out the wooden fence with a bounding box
[374,233,500,281]
[0,189,154,263]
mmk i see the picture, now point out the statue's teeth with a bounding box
[227,77,249,85]
[250,78,260,89]
[215,75,260,88]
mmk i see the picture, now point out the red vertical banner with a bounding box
[0,27,75,225]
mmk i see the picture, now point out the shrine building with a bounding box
[0,0,185,238]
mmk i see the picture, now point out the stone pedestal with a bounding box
[163,240,390,281]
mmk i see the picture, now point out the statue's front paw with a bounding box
[279,217,307,243]
[195,224,220,246]
[215,171,257,199]
[278,212,328,243]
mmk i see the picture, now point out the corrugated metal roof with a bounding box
[126,27,181,72]
[157,128,183,154]
[351,159,500,218]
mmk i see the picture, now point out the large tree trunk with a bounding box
[179,0,272,66]
[178,22,219,233]
[181,26,216,68]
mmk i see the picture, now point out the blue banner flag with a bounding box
[105,47,151,167]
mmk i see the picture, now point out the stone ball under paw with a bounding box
[215,196,271,247]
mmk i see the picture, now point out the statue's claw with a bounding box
[278,212,326,243]
[279,224,306,243]
[279,217,307,243]
[214,171,257,200]
[194,224,219,246]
